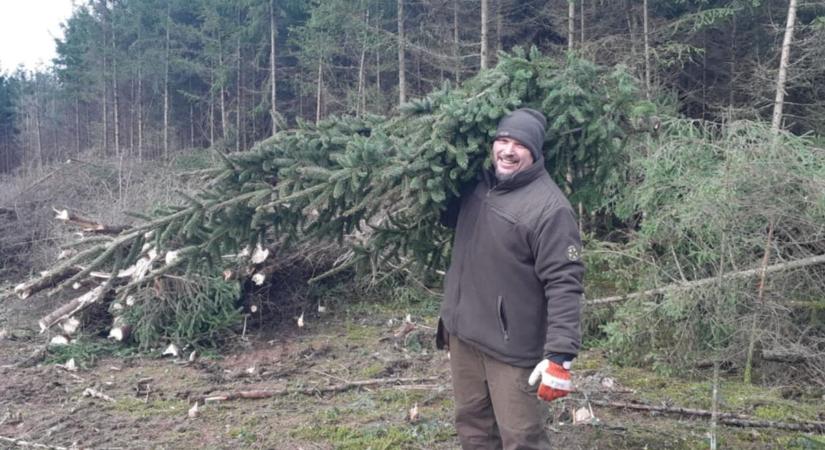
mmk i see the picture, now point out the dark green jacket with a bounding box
[440,158,584,368]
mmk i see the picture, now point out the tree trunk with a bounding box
[496,0,503,56]
[770,0,798,133]
[375,48,381,93]
[580,0,585,44]
[137,67,143,160]
[357,9,369,117]
[74,96,81,154]
[33,84,43,171]
[269,0,278,135]
[729,15,736,110]
[298,80,303,118]
[480,0,489,70]
[209,67,215,147]
[128,78,134,153]
[643,0,651,98]
[315,58,323,125]
[189,102,194,149]
[702,30,707,119]
[164,2,171,159]
[137,22,143,161]
[568,0,575,51]
[416,51,422,93]
[357,47,367,116]
[626,0,637,60]
[710,362,719,450]
[744,221,775,384]
[236,20,242,152]
[218,37,228,140]
[112,21,120,157]
[102,29,108,157]
[397,0,406,105]
[454,0,461,83]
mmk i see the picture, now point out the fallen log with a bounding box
[760,348,811,363]
[590,399,825,433]
[38,286,105,332]
[0,435,67,450]
[53,208,128,235]
[199,376,439,403]
[585,253,825,307]
[13,266,82,300]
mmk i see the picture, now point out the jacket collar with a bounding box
[483,156,547,192]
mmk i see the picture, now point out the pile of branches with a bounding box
[11,48,650,348]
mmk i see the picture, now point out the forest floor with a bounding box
[1,287,824,450]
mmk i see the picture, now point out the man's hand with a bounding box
[528,359,572,402]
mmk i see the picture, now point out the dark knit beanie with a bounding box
[494,108,547,161]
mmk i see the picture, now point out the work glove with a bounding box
[528,359,573,402]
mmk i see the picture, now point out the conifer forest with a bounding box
[1,1,825,448]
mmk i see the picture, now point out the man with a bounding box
[438,108,584,449]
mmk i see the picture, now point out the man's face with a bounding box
[492,137,534,179]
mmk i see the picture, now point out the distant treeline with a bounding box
[1,0,823,173]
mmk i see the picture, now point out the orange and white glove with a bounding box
[528,359,573,402]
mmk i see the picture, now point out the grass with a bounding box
[45,336,139,368]
[228,426,259,445]
[291,421,455,450]
[113,397,188,419]
[287,373,455,449]
[614,366,823,422]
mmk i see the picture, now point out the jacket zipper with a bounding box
[497,295,509,341]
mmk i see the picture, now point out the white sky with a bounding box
[0,0,76,72]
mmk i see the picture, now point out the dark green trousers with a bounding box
[449,335,551,450]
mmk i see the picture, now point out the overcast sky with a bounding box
[0,0,76,72]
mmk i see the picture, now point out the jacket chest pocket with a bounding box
[483,205,532,263]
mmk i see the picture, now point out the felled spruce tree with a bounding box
[17,48,652,347]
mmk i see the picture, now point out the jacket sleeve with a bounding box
[531,206,584,357]
[440,181,476,229]
[439,194,461,229]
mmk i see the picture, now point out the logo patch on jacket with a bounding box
[566,245,581,261]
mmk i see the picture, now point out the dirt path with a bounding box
[1,304,822,449]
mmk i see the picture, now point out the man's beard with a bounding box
[494,168,517,182]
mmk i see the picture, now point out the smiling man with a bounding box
[438,108,585,450]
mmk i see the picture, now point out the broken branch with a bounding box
[53,208,128,234]
[585,253,825,306]
[199,376,439,403]
[82,387,115,402]
[590,399,825,432]
[0,435,68,450]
